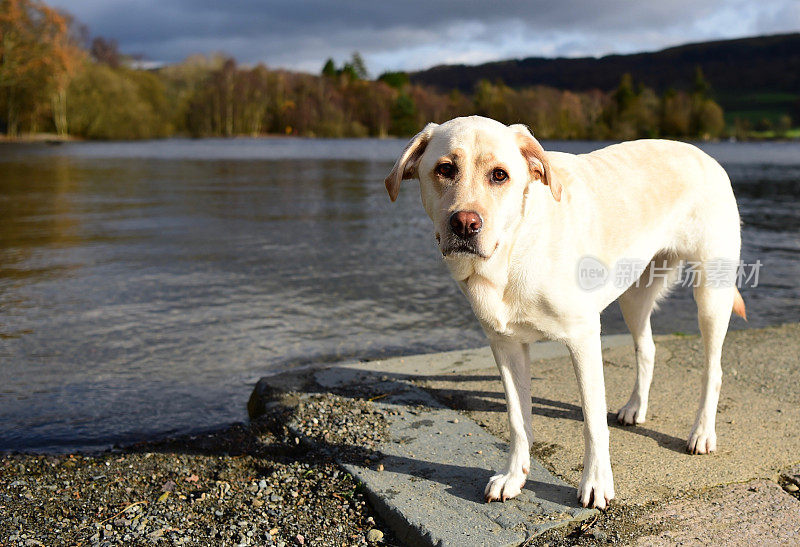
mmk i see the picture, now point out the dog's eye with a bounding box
[435,163,455,178]
[492,168,508,183]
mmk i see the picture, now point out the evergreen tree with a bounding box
[350,52,368,79]
[692,66,710,99]
[378,71,409,89]
[390,93,417,136]
[614,73,635,112]
[321,58,336,77]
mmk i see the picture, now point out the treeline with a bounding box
[465,70,725,140]
[411,33,800,130]
[1,0,728,140]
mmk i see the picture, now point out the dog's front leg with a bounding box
[566,328,615,509]
[484,339,532,502]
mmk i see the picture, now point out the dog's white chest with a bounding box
[460,275,541,338]
[460,271,564,341]
[459,275,508,332]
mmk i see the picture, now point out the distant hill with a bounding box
[410,33,800,125]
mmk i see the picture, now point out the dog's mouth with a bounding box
[441,239,489,259]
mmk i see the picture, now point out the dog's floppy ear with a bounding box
[384,123,438,202]
[510,124,561,202]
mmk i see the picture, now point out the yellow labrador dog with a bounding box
[384,116,746,509]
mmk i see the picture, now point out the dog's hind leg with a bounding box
[616,255,680,425]
[484,339,531,502]
[688,273,736,454]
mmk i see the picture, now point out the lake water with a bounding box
[1,138,798,452]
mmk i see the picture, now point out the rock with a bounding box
[247,374,306,418]
[494,514,524,529]
[784,483,799,493]
[591,529,608,541]
[366,529,384,543]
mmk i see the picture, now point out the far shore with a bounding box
[0,133,79,144]
[2,131,800,144]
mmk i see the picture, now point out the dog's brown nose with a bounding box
[449,211,482,239]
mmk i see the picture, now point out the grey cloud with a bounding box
[51,0,798,72]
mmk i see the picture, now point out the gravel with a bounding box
[524,501,662,546]
[1,396,396,546]
[289,394,389,465]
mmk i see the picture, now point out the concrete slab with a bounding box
[250,324,800,544]
[289,367,595,546]
[343,334,633,378]
[416,323,800,505]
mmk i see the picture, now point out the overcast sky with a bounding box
[50,0,800,75]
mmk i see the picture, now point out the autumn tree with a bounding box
[1,0,50,134]
[661,89,692,136]
[692,99,724,138]
[0,0,83,135]
[44,7,84,135]
[90,36,120,68]
[159,53,226,133]
[67,63,169,139]
[688,66,724,138]
[473,80,515,124]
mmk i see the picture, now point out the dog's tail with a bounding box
[732,287,747,321]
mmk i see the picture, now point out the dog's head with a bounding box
[385,116,560,261]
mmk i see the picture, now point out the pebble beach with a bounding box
[1,400,394,547]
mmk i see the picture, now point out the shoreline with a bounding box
[2,132,799,145]
[1,324,792,457]
[0,133,78,144]
[1,409,395,546]
[3,324,800,545]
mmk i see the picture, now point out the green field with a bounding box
[718,91,798,126]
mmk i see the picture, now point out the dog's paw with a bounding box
[687,427,716,454]
[578,463,615,510]
[484,471,526,502]
[616,397,647,425]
